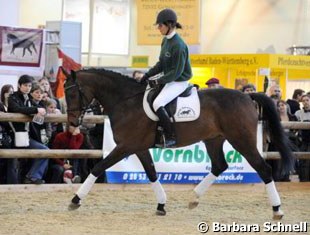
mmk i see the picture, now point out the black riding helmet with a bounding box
[155,8,177,25]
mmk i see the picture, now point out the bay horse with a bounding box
[6,33,37,57]
[63,68,293,219]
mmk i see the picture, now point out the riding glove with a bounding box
[140,75,148,84]
[148,79,159,88]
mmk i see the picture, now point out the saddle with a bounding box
[143,84,200,122]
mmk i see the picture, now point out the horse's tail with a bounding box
[249,93,294,175]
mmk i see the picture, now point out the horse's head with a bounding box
[63,68,93,127]
[7,34,13,43]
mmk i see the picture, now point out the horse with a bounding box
[63,68,294,219]
[6,33,37,57]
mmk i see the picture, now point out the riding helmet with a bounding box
[155,8,177,25]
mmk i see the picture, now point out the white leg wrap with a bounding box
[194,173,217,197]
[76,173,97,200]
[151,179,167,204]
[266,181,281,206]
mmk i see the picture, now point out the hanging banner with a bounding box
[103,119,262,184]
[137,0,200,45]
[0,26,44,76]
[0,26,43,67]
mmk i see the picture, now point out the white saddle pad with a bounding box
[143,85,200,122]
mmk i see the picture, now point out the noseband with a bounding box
[65,81,91,126]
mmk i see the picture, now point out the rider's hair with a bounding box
[164,21,182,29]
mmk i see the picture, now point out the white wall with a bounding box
[202,0,310,54]
[19,0,62,28]
[0,0,20,26]
[16,0,310,67]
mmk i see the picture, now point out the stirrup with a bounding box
[163,135,176,148]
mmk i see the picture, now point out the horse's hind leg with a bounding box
[189,137,227,209]
[228,136,284,220]
[27,47,32,55]
[32,43,37,53]
[69,146,127,210]
[136,151,166,216]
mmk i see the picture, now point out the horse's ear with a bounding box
[60,66,70,78]
[71,70,76,81]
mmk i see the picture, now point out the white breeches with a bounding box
[153,81,189,111]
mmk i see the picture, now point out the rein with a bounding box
[110,86,152,108]
[66,78,152,125]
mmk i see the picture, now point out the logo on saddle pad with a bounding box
[177,107,195,118]
[143,86,200,122]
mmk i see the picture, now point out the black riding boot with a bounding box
[156,107,176,148]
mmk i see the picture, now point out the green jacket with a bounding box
[145,33,192,84]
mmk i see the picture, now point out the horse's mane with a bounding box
[79,68,140,85]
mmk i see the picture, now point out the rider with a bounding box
[140,8,192,148]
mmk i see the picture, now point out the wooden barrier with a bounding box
[0,113,309,160]
[0,149,309,160]
[0,113,105,124]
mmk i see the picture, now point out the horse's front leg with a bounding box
[68,145,128,210]
[136,150,167,216]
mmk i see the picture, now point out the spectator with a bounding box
[51,125,84,183]
[29,83,49,145]
[8,75,48,184]
[38,77,61,110]
[266,84,282,105]
[205,77,220,89]
[242,84,256,94]
[277,100,299,147]
[0,84,18,184]
[44,99,63,147]
[286,89,305,115]
[267,100,297,181]
[132,70,144,82]
[294,94,310,181]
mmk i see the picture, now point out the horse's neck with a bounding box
[92,74,144,114]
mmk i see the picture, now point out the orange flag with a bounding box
[55,48,81,98]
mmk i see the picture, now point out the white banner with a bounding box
[103,118,262,184]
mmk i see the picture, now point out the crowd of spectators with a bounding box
[0,74,104,185]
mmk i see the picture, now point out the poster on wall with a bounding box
[103,119,262,184]
[137,0,200,45]
[0,26,43,67]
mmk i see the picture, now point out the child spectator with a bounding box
[51,125,84,183]
[38,77,61,110]
[44,99,63,147]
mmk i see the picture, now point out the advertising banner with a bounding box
[136,0,200,45]
[103,119,262,184]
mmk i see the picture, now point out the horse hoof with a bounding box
[273,209,284,220]
[156,203,166,216]
[156,209,166,216]
[68,202,81,211]
[188,191,199,209]
[188,201,199,209]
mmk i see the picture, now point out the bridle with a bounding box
[64,80,91,126]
